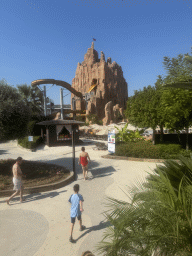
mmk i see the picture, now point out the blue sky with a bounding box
[1,0,192,105]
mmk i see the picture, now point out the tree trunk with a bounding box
[152,129,156,145]
[177,131,181,144]
[186,127,189,151]
[160,124,164,142]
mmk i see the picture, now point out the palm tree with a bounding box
[95,156,192,256]
[17,84,44,116]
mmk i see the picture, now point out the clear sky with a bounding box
[1,0,192,105]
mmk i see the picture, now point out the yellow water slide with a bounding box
[87,79,97,93]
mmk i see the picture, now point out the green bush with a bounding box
[115,140,162,159]
[75,115,87,126]
[115,123,144,142]
[155,143,182,158]
[87,114,102,125]
[18,136,43,149]
[27,120,36,136]
[179,149,192,158]
[115,141,192,159]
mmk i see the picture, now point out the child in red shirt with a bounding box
[78,147,91,180]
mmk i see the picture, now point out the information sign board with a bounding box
[28,136,33,142]
[108,130,115,153]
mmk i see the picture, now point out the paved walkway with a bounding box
[0,140,160,256]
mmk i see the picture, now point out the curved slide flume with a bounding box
[31,79,83,99]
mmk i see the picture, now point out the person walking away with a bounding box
[68,184,86,243]
[79,147,91,180]
[6,157,25,205]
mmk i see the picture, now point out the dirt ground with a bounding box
[0,159,70,190]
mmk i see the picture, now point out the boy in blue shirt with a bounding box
[68,184,86,243]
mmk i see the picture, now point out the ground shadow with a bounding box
[0,190,67,204]
[27,157,116,181]
[0,150,7,155]
[24,189,67,202]
[35,144,46,151]
[33,157,100,176]
[89,165,115,180]
[75,220,112,242]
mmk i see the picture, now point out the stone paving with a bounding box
[0,140,160,256]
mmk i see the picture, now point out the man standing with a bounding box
[78,147,91,181]
[6,157,25,205]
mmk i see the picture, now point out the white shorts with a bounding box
[13,178,23,191]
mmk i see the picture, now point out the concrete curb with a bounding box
[101,154,181,163]
[0,172,74,198]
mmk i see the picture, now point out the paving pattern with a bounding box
[0,140,160,256]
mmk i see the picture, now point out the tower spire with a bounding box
[91,38,96,49]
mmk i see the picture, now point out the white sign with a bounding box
[28,136,33,142]
[108,143,115,153]
[108,131,115,153]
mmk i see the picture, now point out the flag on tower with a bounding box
[93,38,96,41]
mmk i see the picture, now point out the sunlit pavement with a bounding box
[0,140,159,256]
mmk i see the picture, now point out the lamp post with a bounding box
[72,125,76,181]
[60,88,64,120]
[44,85,47,116]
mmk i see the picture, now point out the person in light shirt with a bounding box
[68,184,86,243]
[6,157,25,205]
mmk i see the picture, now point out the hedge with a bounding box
[115,141,192,159]
[18,136,44,149]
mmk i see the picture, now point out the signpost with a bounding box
[28,136,34,151]
[108,130,115,153]
[72,126,76,181]
[28,136,33,142]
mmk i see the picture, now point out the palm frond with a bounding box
[95,158,192,255]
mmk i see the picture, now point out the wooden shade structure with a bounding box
[37,119,84,181]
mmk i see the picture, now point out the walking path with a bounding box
[0,140,160,256]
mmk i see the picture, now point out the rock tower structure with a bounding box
[71,42,128,124]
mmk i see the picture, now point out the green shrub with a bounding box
[75,115,89,126]
[75,115,85,122]
[18,136,43,149]
[115,140,162,159]
[27,120,36,136]
[179,149,192,158]
[116,111,123,122]
[155,143,182,159]
[115,141,192,159]
[87,114,102,125]
[115,123,144,142]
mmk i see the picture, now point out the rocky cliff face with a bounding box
[71,42,128,120]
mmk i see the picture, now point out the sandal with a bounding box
[80,225,86,231]
[69,237,75,243]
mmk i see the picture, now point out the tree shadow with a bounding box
[35,144,46,151]
[24,189,67,202]
[1,190,67,204]
[31,157,116,181]
[89,165,115,180]
[74,220,112,242]
[33,157,100,176]
[0,149,7,155]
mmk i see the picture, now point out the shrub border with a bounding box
[0,171,74,198]
[101,154,180,163]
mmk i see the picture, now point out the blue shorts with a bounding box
[71,215,81,223]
